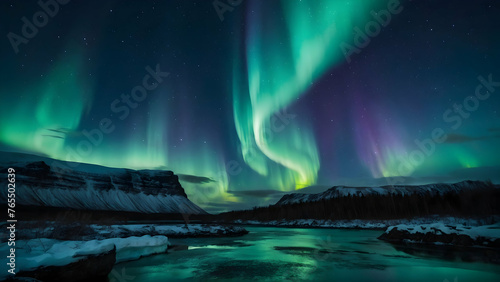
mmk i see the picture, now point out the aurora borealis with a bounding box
[1,0,500,212]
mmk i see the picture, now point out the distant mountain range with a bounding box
[0,152,206,215]
[219,180,500,221]
[276,181,498,205]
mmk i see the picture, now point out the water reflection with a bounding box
[111,227,500,281]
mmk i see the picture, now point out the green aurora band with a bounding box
[2,0,500,213]
[233,0,386,190]
[0,48,94,160]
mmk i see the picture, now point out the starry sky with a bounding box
[1,0,500,212]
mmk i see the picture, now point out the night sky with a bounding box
[1,0,499,212]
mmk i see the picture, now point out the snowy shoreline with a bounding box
[2,223,249,281]
[379,222,500,248]
[228,216,499,230]
[1,235,170,281]
[4,222,249,241]
[89,223,250,239]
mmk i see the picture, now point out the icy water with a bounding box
[110,227,500,281]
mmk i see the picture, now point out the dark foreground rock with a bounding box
[378,225,500,248]
[15,246,116,282]
[379,223,500,264]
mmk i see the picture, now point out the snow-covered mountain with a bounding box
[0,151,206,214]
[276,180,497,206]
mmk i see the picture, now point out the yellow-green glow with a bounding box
[234,0,385,190]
